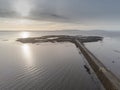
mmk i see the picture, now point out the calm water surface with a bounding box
[0,32,104,90]
[85,37,120,79]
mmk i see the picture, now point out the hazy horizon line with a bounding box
[0,29,119,32]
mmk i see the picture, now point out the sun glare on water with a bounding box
[21,44,33,66]
[21,32,30,38]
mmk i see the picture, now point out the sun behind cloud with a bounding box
[14,0,32,17]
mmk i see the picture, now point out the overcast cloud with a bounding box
[0,0,120,25]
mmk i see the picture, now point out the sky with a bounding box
[0,0,120,31]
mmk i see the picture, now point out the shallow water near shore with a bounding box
[0,42,103,89]
[0,31,105,90]
[0,31,120,89]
